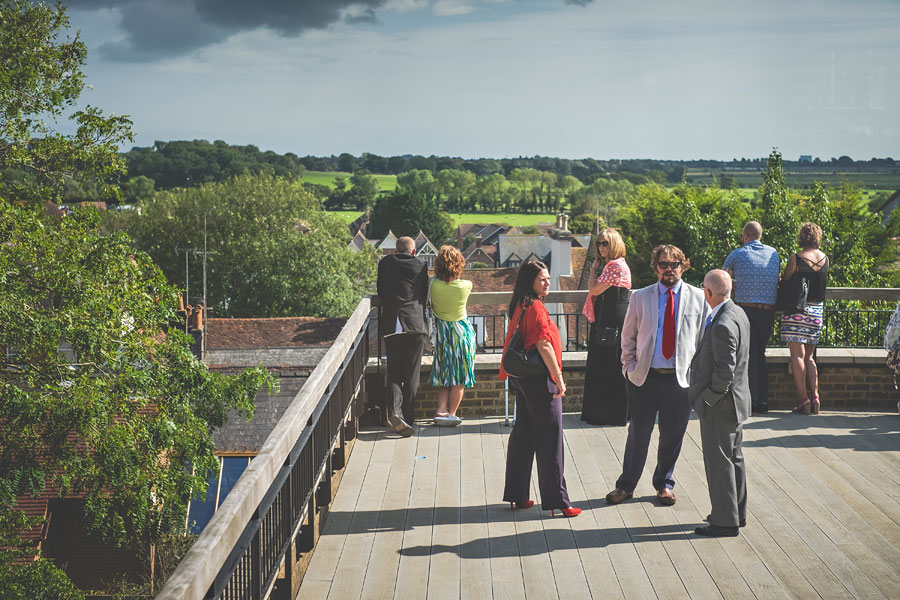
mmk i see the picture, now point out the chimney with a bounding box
[557,212,569,232]
[475,234,483,248]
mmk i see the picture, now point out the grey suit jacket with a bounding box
[620,281,709,388]
[689,300,751,423]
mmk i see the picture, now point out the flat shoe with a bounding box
[605,488,632,504]
[695,524,739,537]
[433,416,457,427]
[705,514,746,527]
[389,414,415,437]
[657,488,676,506]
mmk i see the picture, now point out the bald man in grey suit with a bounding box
[690,270,751,537]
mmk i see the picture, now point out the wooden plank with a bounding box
[393,422,440,600]
[561,418,626,600]
[577,420,657,599]
[300,428,379,589]
[537,416,591,599]
[482,418,527,600]
[744,419,888,599]
[426,424,462,600]
[357,428,418,599]
[325,427,399,600]
[459,420,493,600]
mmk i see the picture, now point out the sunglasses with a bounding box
[657,261,682,270]
[596,241,609,248]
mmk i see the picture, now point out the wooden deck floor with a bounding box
[299,410,900,599]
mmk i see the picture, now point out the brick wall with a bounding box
[367,349,899,419]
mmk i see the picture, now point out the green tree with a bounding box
[571,178,633,224]
[472,173,507,212]
[617,184,698,286]
[112,173,377,318]
[348,170,379,210]
[369,188,454,245]
[757,149,799,261]
[436,169,476,212]
[0,202,273,592]
[0,0,133,205]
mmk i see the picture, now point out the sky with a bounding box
[62,0,900,161]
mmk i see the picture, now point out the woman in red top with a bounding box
[500,260,581,517]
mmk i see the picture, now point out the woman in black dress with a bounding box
[581,228,632,425]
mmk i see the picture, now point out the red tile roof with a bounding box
[205,317,346,349]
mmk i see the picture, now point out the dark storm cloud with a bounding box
[66,0,591,61]
[66,0,390,61]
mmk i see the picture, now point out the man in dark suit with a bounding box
[377,236,429,437]
[690,269,751,537]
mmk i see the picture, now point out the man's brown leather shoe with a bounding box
[657,488,676,506]
[605,488,633,504]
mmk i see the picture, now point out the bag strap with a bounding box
[515,300,532,344]
[426,276,435,308]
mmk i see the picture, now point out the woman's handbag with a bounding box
[591,325,618,349]
[776,274,808,314]
[776,256,808,314]
[502,302,550,379]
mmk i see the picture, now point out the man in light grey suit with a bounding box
[690,270,751,537]
[605,245,709,506]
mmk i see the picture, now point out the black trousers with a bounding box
[502,376,571,510]
[616,373,691,493]
[384,333,425,424]
[742,306,775,410]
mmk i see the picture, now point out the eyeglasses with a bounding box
[596,241,609,248]
[657,261,682,270]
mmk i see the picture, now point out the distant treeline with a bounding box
[34,139,897,205]
[118,140,898,192]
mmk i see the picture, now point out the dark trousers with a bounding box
[503,377,571,510]
[384,333,425,424]
[699,408,746,528]
[742,306,775,410]
[616,372,691,492]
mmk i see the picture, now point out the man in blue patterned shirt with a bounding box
[723,222,780,414]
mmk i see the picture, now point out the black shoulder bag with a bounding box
[590,291,619,348]
[776,254,809,315]
[502,301,550,379]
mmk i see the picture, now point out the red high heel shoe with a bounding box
[510,500,534,509]
[551,507,581,518]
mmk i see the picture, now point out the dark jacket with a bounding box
[376,252,428,337]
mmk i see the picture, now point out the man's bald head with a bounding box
[742,221,762,241]
[704,269,732,300]
[396,236,415,254]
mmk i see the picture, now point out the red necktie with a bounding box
[662,288,675,359]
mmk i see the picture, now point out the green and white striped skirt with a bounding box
[430,317,477,388]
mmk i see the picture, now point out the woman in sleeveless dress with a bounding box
[429,246,476,425]
[779,222,829,415]
[580,228,631,425]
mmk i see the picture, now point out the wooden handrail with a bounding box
[157,298,372,600]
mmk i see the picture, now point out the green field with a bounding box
[326,211,558,228]
[685,169,900,192]
[302,171,397,191]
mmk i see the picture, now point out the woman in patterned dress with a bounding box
[580,228,632,425]
[430,245,476,426]
[779,222,829,415]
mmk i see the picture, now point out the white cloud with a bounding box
[384,0,430,12]
[433,0,475,16]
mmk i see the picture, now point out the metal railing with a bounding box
[157,300,372,600]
